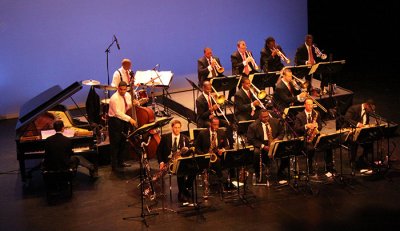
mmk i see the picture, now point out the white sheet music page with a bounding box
[134,70,173,86]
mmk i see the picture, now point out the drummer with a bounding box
[111,58,134,87]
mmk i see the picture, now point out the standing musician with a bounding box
[344,99,376,170]
[197,47,224,87]
[234,77,261,122]
[273,68,308,110]
[195,117,229,181]
[195,81,234,147]
[294,98,335,175]
[111,58,134,87]
[260,36,287,73]
[108,81,139,172]
[294,34,328,88]
[229,40,259,101]
[156,120,192,202]
[247,109,284,180]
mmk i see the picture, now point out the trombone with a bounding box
[210,56,224,74]
[245,51,259,71]
[292,74,328,113]
[210,86,231,125]
[249,83,268,109]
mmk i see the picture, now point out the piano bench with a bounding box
[41,168,77,203]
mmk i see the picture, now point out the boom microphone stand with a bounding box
[105,35,119,97]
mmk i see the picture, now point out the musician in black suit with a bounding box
[294,34,328,87]
[344,100,375,169]
[197,47,224,87]
[234,77,261,123]
[156,120,193,202]
[195,117,229,180]
[228,40,259,100]
[247,109,284,180]
[260,36,285,73]
[294,98,335,174]
[273,68,308,110]
[43,120,98,178]
[196,81,234,147]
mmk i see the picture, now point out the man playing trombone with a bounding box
[195,81,234,147]
[197,47,224,87]
[234,77,262,122]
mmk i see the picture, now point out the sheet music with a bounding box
[134,70,173,86]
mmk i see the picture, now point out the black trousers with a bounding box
[108,117,130,168]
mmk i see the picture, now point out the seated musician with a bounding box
[234,77,261,123]
[195,117,230,183]
[111,58,134,87]
[197,47,224,87]
[156,120,193,203]
[42,120,98,179]
[294,98,335,175]
[108,81,139,172]
[260,36,285,73]
[273,68,308,110]
[247,109,284,181]
[228,40,259,101]
[195,81,234,147]
[344,99,376,170]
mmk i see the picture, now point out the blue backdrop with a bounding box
[0,0,307,117]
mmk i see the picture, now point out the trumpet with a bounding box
[210,86,231,125]
[312,44,327,60]
[210,56,224,74]
[273,46,290,64]
[246,51,259,71]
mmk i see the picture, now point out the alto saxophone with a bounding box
[306,110,319,143]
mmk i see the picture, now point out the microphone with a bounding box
[113,35,120,50]
[152,64,160,70]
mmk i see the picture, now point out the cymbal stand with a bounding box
[123,137,158,227]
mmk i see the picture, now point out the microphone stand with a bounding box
[105,36,118,97]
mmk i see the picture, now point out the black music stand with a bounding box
[211,75,241,103]
[123,119,171,227]
[309,60,345,96]
[237,120,254,136]
[221,147,256,206]
[250,72,280,94]
[284,65,311,79]
[175,154,211,219]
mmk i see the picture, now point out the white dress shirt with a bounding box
[108,92,132,122]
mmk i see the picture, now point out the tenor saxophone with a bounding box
[307,110,319,143]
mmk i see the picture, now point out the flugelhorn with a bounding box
[210,56,224,74]
[312,44,327,60]
[273,46,290,64]
[246,51,259,70]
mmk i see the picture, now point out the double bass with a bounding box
[127,73,160,160]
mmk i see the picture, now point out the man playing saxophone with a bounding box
[247,109,284,181]
[294,98,335,175]
[156,120,192,203]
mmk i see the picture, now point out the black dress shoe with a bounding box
[120,162,131,168]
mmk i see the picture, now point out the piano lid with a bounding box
[16,81,83,131]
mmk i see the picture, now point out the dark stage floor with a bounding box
[1,72,400,231]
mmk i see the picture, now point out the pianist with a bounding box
[42,120,98,179]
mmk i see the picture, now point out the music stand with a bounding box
[210,75,241,103]
[283,65,312,79]
[221,146,255,206]
[175,154,211,219]
[237,120,254,137]
[249,72,280,94]
[309,60,346,96]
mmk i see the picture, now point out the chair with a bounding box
[41,167,77,203]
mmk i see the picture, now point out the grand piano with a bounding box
[15,81,98,182]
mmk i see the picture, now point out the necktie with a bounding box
[242,53,250,75]
[126,70,131,83]
[247,90,251,99]
[208,94,212,108]
[307,113,311,123]
[211,132,217,150]
[172,137,178,152]
[123,95,128,112]
[287,82,294,95]
[308,46,315,65]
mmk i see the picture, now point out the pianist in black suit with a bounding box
[197,47,224,87]
[156,120,193,202]
[344,100,376,169]
[43,120,98,178]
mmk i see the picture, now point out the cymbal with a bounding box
[94,85,117,91]
[82,79,100,86]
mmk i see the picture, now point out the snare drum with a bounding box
[137,89,148,100]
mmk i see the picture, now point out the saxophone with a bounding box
[204,132,217,198]
[306,110,319,143]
